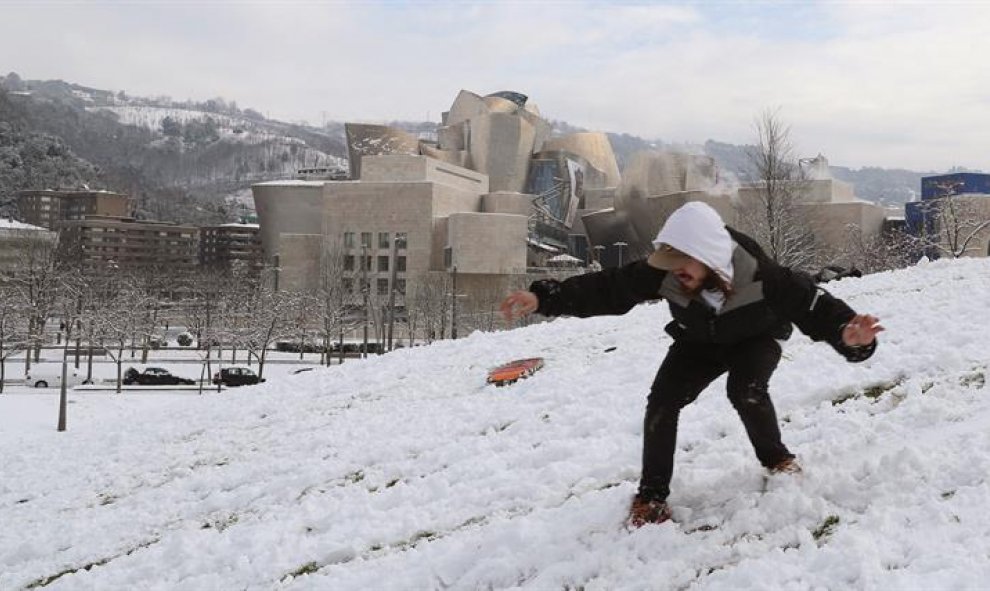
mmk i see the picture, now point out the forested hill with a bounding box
[1,72,939,225]
[0,74,347,225]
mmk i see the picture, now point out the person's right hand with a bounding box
[499,290,539,322]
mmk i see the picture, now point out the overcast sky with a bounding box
[1,0,987,172]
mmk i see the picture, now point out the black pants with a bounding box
[638,335,794,502]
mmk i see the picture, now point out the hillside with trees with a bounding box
[1,72,943,225]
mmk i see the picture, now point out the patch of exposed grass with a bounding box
[812,515,840,541]
[832,377,905,406]
[960,371,985,389]
[26,539,158,588]
[286,561,320,578]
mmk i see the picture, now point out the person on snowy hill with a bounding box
[499,202,883,528]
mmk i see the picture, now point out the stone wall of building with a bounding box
[252,181,326,264]
[447,213,527,275]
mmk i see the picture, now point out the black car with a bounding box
[212,366,265,387]
[123,367,195,386]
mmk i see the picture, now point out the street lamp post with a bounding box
[361,245,369,359]
[386,234,399,351]
[450,265,458,340]
[593,244,606,266]
[613,241,628,267]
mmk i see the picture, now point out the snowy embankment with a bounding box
[2,258,990,590]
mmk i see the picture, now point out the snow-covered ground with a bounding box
[2,258,990,590]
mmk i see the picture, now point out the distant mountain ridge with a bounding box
[1,72,941,223]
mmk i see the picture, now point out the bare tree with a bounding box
[9,237,61,373]
[240,283,297,380]
[831,224,915,274]
[409,272,452,343]
[0,275,29,394]
[918,180,990,258]
[89,270,155,393]
[315,238,355,364]
[737,108,820,270]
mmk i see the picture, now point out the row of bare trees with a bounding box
[736,108,990,275]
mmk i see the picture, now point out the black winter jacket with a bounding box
[530,228,876,363]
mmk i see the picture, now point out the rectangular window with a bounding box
[343,232,355,248]
[396,279,406,294]
[378,255,389,272]
[344,255,355,271]
[360,278,370,293]
[378,232,390,249]
[395,232,407,249]
[377,278,389,296]
[342,278,353,293]
[443,247,452,269]
[396,256,406,272]
[360,232,372,248]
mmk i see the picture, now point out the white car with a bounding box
[24,368,92,389]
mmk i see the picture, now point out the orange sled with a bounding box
[487,357,545,386]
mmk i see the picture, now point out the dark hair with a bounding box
[701,267,735,299]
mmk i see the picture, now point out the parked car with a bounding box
[212,366,265,387]
[25,368,92,389]
[123,367,195,386]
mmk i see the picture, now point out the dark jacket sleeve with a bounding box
[762,264,876,363]
[529,260,667,318]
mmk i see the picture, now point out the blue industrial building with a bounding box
[920,173,990,200]
[907,173,990,234]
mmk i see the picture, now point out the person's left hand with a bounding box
[842,314,884,347]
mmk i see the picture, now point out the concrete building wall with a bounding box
[617,151,718,212]
[324,182,436,275]
[482,192,532,216]
[738,179,855,206]
[420,143,471,169]
[362,155,489,194]
[252,181,326,264]
[803,201,887,254]
[278,234,324,292]
[447,213,527,274]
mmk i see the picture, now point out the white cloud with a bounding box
[1,1,989,171]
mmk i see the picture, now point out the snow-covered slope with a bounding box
[3,258,990,590]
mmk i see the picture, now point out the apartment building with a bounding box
[15,190,133,230]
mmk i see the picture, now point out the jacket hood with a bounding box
[652,202,734,283]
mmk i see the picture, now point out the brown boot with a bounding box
[627,495,673,528]
[769,456,802,474]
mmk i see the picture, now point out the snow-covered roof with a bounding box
[0,219,48,232]
[219,223,260,229]
[526,237,561,253]
[252,180,326,187]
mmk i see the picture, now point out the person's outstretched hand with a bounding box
[500,290,539,323]
[842,314,884,346]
